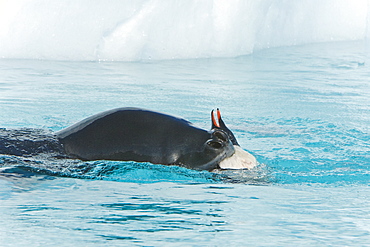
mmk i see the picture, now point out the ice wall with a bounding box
[0,0,368,61]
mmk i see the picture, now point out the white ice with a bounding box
[0,0,368,61]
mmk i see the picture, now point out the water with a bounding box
[0,41,370,246]
[1,179,369,246]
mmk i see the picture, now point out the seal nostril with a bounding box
[214,131,228,142]
[207,140,223,149]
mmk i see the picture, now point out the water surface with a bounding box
[0,41,369,246]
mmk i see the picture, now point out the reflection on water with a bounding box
[0,178,239,244]
[96,198,229,236]
[92,186,233,242]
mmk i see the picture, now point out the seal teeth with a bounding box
[211,109,220,128]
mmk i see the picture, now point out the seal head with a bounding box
[211,109,257,170]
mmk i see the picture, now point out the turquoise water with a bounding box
[0,41,369,246]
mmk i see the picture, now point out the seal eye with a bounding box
[214,131,228,142]
[207,140,223,149]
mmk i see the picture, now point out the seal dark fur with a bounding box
[56,108,235,171]
[0,107,257,171]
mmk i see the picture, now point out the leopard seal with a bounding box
[56,107,237,171]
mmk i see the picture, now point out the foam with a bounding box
[0,0,368,61]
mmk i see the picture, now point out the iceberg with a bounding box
[0,0,368,61]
